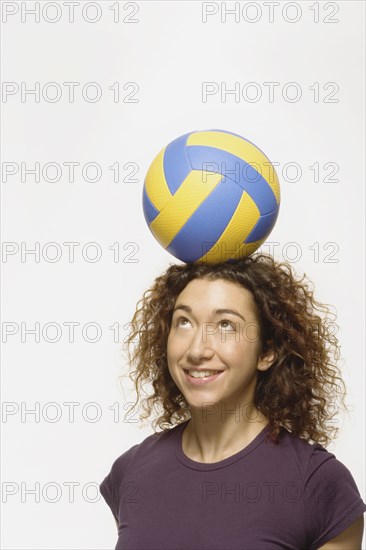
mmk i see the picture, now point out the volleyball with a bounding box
[142,129,281,264]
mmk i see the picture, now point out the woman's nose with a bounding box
[185,325,215,362]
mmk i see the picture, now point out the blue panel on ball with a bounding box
[142,185,159,224]
[167,176,242,263]
[186,145,277,215]
[163,132,193,195]
[244,208,280,243]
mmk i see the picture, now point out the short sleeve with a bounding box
[99,443,139,524]
[100,471,119,522]
[304,444,366,550]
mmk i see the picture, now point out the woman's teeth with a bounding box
[186,370,221,378]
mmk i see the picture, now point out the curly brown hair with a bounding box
[121,253,351,447]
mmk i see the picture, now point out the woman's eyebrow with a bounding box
[172,304,246,322]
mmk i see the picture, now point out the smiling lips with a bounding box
[183,369,225,385]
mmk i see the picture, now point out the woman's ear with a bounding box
[257,347,276,372]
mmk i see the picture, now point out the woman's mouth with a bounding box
[183,369,225,386]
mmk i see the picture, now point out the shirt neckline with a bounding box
[175,420,271,471]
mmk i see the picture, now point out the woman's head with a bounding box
[123,253,350,446]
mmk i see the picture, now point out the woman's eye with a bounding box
[175,316,190,327]
[219,320,236,330]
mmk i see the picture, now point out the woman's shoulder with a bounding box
[287,435,366,550]
[106,422,185,476]
[275,427,362,493]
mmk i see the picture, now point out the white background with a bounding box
[1,1,365,548]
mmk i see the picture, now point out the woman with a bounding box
[100,253,366,550]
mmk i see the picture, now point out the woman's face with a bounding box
[167,278,274,417]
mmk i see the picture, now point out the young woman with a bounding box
[100,253,366,550]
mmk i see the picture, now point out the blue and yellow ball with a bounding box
[142,129,280,264]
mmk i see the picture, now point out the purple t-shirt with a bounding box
[99,420,366,550]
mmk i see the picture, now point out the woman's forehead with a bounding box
[178,277,248,294]
[175,278,257,312]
